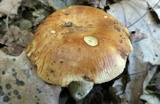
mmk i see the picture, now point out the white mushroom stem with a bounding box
[68,81,94,100]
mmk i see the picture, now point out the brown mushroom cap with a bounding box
[26,6,132,87]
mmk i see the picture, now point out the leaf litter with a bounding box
[0,25,33,56]
[0,0,22,17]
[0,0,160,104]
[0,50,61,104]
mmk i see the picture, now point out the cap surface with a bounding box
[26,6,132,87]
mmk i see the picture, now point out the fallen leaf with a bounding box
[131,37,160,65]
[152,72,160,94]
[0,50,61,104]
[154,8,160,20]
[120,57,148,104]
[0,0,22,17]
[44,0,107,10]
[32,9,47,26]
[46,0,76,10]
[76,0,107,9]
[0,25,33,55]
[1,43,24,56]
[142,66,157,91]
[107,0,160,39]
[111,77,127,96]
[140,90,160,104]
[119,29,160,104]
[140,66,160,104]
[130,28,148,42]
[17,19,32,30]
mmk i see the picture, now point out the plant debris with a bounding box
[0,50,61,104]
[1,0,160,104]
[0,0,22,17]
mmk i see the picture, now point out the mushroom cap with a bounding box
[26,6,132,87]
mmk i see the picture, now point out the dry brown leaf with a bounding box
[140,67,160,103]
[43,0,106,10]
[107,1,160,102]
[131,37,160,65]
[107,0,160,39]
[111,77,126,96]
[120,56,148,104]
[119,29,160,103]
[130,28,148,42]
[0,25,33,55]
[140,90,160,104]
[45,0,76,10]
[0,0,22,17]
[0,50,61,104]
[75,0,106,8]
[142,66,157,91]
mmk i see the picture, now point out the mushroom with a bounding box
[26,6,132,100]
